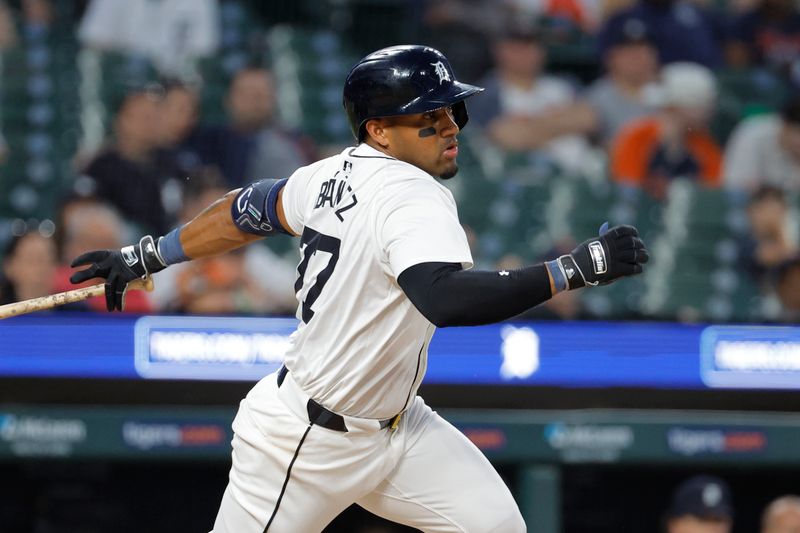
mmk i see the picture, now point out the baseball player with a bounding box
[70,45,649,532]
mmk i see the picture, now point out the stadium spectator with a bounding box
[0,1,17,50]
[51,198,152,313]
[726,0,800,80]
[744,186,798,279]
[469,18,598,175]
[585,14,660,146]
[78,0,219,76]
[156,81,203,175]
[663,475,734,533]
[597,0,723,68]
[610,62,721,199]
[150,167,297,314]
[761,495,800,533]
[0,231,56,306]
[190,67,311,188]
[79,87,185,234]
[420,0,499,83]
[723,96,800,193]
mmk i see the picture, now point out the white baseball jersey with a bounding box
[279,143,473,419]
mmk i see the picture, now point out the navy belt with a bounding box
[277,365,400,432]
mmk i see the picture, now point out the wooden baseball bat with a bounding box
[0,277,154,319]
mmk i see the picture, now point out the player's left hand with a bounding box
[69,235,165,311]
[557,223,649,290]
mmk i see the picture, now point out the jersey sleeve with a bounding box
[378,179,473,278]
[279,167,310,235]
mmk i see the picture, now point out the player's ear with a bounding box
[364,119,390,148]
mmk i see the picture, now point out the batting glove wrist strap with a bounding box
[553,255,591,291]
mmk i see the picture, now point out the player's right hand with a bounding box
[556,224,649,290]
[69,235,166,311]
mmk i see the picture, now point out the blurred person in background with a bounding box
[469,18,598,175]
[52,197,152,313]
[726,0,800,82]
[79,87,185,235]
[78,0,218,76]
[663,475,734,533]
[585,14,660,147]
[743,185,798,280]
[761,495,800,533]
[610,61,721,199]
[150,166,297,314]
[724,95,800,193]
[597,0,723,68]
[0,231,56,305]
[156,80,203,176]
[420,0,499,83]
[191,67,312,189]
[506,0,605,32]
[0,1,17,50]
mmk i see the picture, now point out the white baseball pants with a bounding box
[210,370,526,533]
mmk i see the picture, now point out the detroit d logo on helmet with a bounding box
[430,61,451,84]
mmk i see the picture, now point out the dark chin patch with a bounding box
[418,127,436,138]
[439,166,458,180]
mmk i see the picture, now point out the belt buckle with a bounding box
[390,411,403,431]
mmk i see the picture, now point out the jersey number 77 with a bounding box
[294,227,341,323]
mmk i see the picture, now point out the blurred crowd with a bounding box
[661,475,800,533]
[0,0,798,321]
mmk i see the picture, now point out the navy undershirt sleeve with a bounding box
[397,261,553,327]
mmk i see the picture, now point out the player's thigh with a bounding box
[357,400,526,533]
[211,417,353,533]
[211,380,371,533]
[212,376,399,533]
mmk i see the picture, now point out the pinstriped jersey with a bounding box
[279,143,472,419]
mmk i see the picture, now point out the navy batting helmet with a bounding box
[343,45,484,142]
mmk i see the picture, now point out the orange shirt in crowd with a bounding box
[610,117,722,188]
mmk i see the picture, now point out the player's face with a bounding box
[380,107,461,179]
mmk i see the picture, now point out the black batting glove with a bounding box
[70,235,166,311]
[554,223,649,290]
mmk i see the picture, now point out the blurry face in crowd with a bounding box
[668,516,732,533]
[227,69,276,132]
[494,38,545,83]
[763,499,800,533]
[115,93,161,152]
[22,0,53,26]
[3,233,56,298]
[671,104,714,131]
[160,86,198,146]
[607,42,658,86]
[779,122,800,163]
[61,203,124,263]
[367,106,461,179]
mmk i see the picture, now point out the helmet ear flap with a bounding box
[452,101,469,130]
